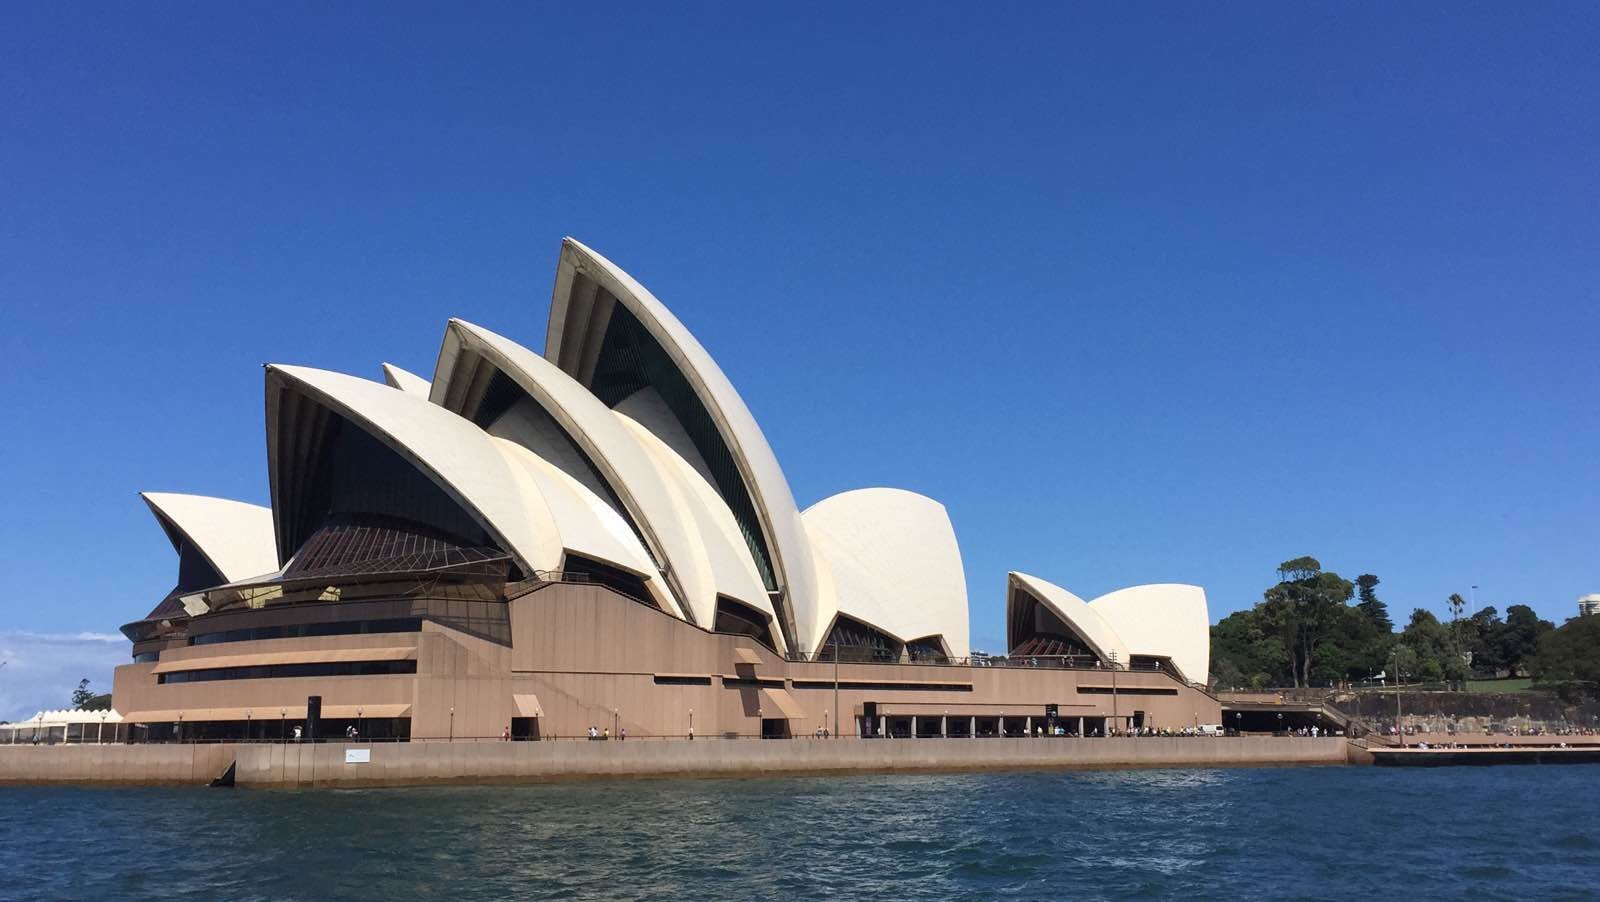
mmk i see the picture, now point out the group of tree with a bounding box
[1528,614,1600,701]
[1211,557,1560,690]
[70,679,112,711]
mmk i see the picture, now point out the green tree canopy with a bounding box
[1495,604,1555,675]
[72,678,96,713]
[1260,557,1355,687]
[1277,557,1323,582]
[1210,556,1396,688]
[1391,643,1419,680]
[1530,615,1600,699]
[1466,606,1502,671]
[1355,573,1392,632]
[1398,608,1458,682]
[1210,609,1289,689]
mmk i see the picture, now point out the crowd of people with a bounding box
[1383,722,1599,737]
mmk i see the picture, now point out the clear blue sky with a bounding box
[2,3,1596,671]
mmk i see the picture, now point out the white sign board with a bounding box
[345,748,371,764]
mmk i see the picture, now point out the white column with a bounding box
[911,715,918,738]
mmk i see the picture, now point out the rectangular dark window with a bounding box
[190,618,422,646]
[157,659,417,684]
[790,680,973,692]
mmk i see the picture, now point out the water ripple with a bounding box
[1,765,1598,900]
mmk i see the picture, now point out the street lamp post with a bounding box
[1465,584,1480,691]
[1108,650,1119,734]
[280,708,286,744]
[833,642,840,740]
[688,707,694,740]
[449,706,455,743]
[357,706,363,742]
[245,710,251,743]
[1394,647,1405,749]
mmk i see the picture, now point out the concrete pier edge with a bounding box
[1,736,1354,788]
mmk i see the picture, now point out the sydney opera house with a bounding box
[110,239,1219,742]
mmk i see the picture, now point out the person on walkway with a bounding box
[619,727,627,741]
[502,724,511,741]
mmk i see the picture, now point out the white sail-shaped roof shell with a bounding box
[616,413,783,650]
[430,319,720,622]
[1006,572,1131,666]
[140,492,277,583]
[490,437,673,611]
[267,364,670,595]
[544,238,819,651]
[267,364,554,575]
[381,363,432,397]
[614,387,716,487]
[804,489,970,658]
[1089,584,1210,683]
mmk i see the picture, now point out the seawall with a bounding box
[0,743,238,786]
[0,737,1352,788]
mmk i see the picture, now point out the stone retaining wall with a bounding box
[0,743,237,785]
[234,736,1351,787]
[0,737,1354,788]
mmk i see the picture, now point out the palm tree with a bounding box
[1447,593,1467,690]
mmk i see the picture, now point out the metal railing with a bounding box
[785,651,1147,671]
[514,570,659,611]
[0,731,1328,746]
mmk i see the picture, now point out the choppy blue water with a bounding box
[1,765,1597,900]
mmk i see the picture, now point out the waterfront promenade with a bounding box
[1371,745,1600,766]
[0,736,1352,788]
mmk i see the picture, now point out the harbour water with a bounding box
[1,764,1596,900]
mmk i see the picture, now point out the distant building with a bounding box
[0,709,123,745]
[1580,595,1600,617]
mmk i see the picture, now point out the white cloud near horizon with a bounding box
[0,630,130,722]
